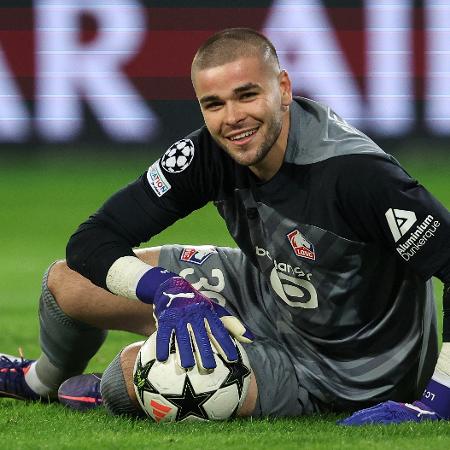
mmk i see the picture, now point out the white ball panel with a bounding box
[180,415,207,423]
[149,357,187,395]
[236,341,252,410]
[138,333,157,365]
[203,384,239,420]
[188,357,229,393]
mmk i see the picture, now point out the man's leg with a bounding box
[1,248,160,400]
[99,244,317,419]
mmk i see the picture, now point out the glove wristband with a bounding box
[135,267,177,304]
[420,377,450,419]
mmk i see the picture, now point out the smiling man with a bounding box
[1,28,450,424]
[191,36,291,180]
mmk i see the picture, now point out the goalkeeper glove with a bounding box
[137,267,254,370]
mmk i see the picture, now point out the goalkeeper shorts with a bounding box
[159,244,321,417]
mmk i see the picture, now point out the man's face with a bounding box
[193,56,292,171]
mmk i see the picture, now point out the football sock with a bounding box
[37,264,107,388]
[24,355,60,398]
[100,350,144,417]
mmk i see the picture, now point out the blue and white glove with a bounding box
[136,267,254,370]
[339,375,450,425]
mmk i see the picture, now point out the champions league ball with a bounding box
[161,139,195,173]
[133,333,252,422]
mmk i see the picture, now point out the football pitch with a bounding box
[1,148,449,449]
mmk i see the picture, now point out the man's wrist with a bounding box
[135,267,176,303]
[106,256,152,300]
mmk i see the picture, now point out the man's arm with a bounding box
[335,155,450,424]
[67,140,252,370]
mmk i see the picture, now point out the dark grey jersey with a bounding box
[67,97,450,407]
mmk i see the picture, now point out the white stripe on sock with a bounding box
[24,362,58,398]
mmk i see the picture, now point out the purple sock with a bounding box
[420,377,450,419]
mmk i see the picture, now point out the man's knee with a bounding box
[101,342,144,417]
[111,339,258,420]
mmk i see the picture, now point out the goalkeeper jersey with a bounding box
[67,97,450,406]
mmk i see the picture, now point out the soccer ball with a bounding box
[133,333,252,422]
[161,139,195,173]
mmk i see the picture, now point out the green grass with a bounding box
[0,149,449,449]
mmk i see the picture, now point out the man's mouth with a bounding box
[228,128,258,142]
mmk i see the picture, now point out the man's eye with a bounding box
[205,102,223,110]
[241,92,257,100]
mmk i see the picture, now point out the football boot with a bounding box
[0,354,41,401]
[58,373,103,411]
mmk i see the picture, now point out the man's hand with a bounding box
[153,276,253,369]
[338,400,441,425]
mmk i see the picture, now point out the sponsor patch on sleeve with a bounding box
[180,246,217,265]
[147,160,171,197]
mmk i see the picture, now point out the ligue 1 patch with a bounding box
[147,160,171,197]
[287,229,316,261]
[180,246,217,265]
[161,139,195,173]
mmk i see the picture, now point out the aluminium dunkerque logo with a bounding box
[385,208,441,261]
[161,139,195,173]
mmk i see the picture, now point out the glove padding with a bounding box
[153,276,253,369]
[338,400,442,425]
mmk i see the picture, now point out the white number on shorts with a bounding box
[179,268,227,306]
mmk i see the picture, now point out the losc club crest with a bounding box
[161,139,195,173]
[287,229,316,261]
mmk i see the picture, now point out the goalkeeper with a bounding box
[1,28,449,424]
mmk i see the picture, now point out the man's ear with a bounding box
[279,70,293,106]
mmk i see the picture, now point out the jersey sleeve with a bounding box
[66,129,226,289]
[335,154,450,281]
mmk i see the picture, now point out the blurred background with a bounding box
[1,0,448,365]
[1,0,449,147]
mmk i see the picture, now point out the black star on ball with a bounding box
[164,376,215,421]
[133,355,159,404]
[218,347,251,398]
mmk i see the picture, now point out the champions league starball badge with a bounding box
[161,139,195,173]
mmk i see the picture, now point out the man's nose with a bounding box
[224,102,245,125]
